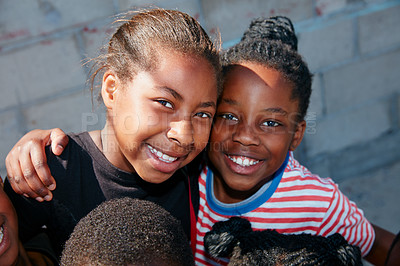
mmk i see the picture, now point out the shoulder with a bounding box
[45,132,89,158]
[284,152,336,185]
[44,132,92,182]
[279,152,337,197]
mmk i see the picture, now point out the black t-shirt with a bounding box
[5,132,200,257]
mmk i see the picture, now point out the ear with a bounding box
[289,120,306,151]
[101,71,118,110]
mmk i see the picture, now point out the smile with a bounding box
[0,225,3,244]
[148,145,178,163]
[228,155,260,167]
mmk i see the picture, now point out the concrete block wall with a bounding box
[1,0,399,237]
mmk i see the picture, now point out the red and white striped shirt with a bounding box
[194,152,374,265]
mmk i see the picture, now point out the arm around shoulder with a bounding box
[5,128,68,201]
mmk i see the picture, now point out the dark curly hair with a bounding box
[60,197,194,266]
[241,16,298,51]
[221,17,312,122]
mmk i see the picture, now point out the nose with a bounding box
[232,123,260,146]
[167,119,194,147]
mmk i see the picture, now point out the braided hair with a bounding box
[204,217,362,266]
[221,16,312,122]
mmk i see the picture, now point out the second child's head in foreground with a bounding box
[98,9,221,183]
[208,17,312,203]
[61,197,194,266]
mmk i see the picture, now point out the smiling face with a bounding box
[102,50,218,184]
[208,62,305,203]
[0,178,19,266]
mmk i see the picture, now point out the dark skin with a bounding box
[0,176,33,266]
[5,130,400,266]
[3,63,398,265]
[365,224,399,266]
[3,67,398,266]
[207,64,306,204]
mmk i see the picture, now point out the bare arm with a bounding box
[364,223,400,266]
[5,128,68,201]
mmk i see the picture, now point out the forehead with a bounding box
[222,62,293,100]
[139,50,218,104]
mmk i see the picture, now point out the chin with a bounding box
[228,178,262,193]
[142,172,175,184]
[0,249,19,266]
[226,181,252,192]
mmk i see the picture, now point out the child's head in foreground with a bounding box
[60,197,194,266]
[208,16,312,203]
[96,8,222,184]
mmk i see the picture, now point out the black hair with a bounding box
[222,16,312,121]
[241,16,298,51]
[91,8,222,96]
[204,217,362,266]
[60,197,194,266]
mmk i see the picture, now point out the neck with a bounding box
[212,172,263,204]
[89,123,135,173]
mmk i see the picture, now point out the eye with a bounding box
[195,112,212,119]
[262,120,280,127]
[156,100,173,109]
[220,113,238,121]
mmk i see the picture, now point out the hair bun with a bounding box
[241,16,298,51]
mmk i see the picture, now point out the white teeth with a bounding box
[148,145,178,163]
[228,156,260,167]
[0,225,4,244]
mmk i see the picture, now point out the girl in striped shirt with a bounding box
[194,17,375,265]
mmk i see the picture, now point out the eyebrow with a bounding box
[159,86,216,109]
[200,101,216,109]
[158,86,183,101]
[221,98,288,116]
[263,107,288,116]
[221,98,239,105]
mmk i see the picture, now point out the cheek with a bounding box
[259,134,291,161]
[208,135,228,156]
[193,122,212,150]
[207,147,220,166]
[210,123,232,145]
[115,106,170,138]
[114,97,153,133]
[115,113,141,134]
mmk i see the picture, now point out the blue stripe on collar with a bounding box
[206,152,289,216]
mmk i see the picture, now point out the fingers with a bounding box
[7,143,53,201]
[5,161,25,196]
[49,128,68,156]
[5,151,34,198]
[31,143,56,190]
[5,129,59,202]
